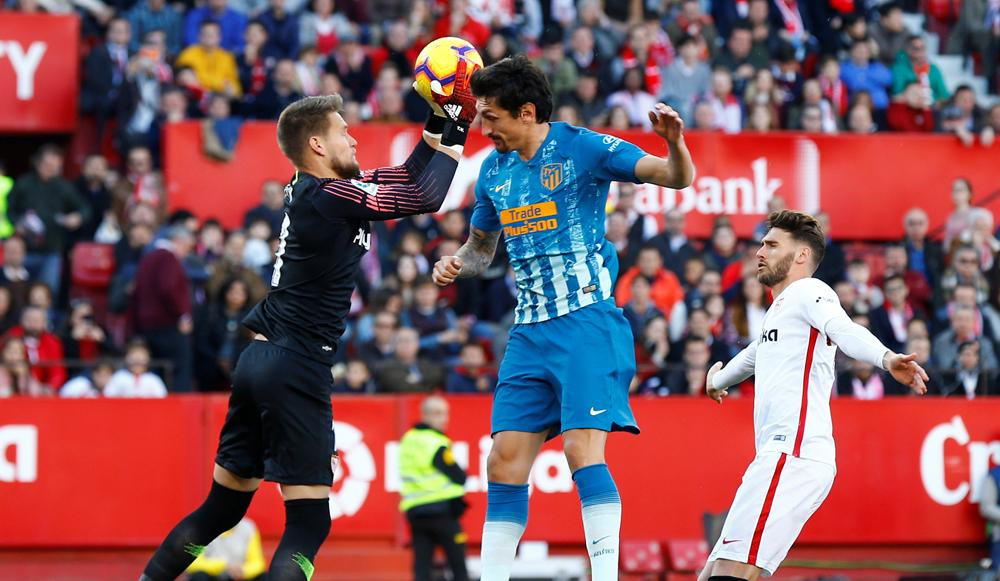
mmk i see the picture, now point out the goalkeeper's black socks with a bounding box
[140,481,255,581]
[266,498,332,580]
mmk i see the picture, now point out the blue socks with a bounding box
[485,481,529,524]
[480,482,529,581]
[574,463,621,506]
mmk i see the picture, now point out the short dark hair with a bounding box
[765,210,827,269]
[469,54,553,123]
[883,273,905,287]
[954,243,979,258]
[200,18,221,31]
[953,281,978,295]
[730,22,752,36]
[956,339,980,356]
[676,33,698,48]
[638,244,661,257]
[414,275,436,289]
[818,55,839,69]
[93,359,116,374]
[276,94,344,167]
[33,143,63,166]
[878,1,901,17]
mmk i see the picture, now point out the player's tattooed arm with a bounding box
[454,227,501,278]
[433,227,500,286]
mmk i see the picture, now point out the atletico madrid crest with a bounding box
[541,163,563,190]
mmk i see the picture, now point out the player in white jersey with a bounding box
[698,210,929,581]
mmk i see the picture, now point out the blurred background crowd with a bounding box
[0,0,998,399]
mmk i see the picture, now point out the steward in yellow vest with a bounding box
[397,395,469,581]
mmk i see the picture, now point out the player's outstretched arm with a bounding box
[820,315,929,394]
[432,226,501,286]
[706,341,757,404]
[314,61,478,223]
[806,282,929,394]
[633,103,694,190]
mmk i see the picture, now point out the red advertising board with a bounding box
[1,396,997,548]
[164,122,999,240]
[0,14,79,133]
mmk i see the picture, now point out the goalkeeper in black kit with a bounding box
[139,61,478,581]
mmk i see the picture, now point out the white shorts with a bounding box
[707,452,835,575]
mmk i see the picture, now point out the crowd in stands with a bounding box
[1,135,998,399]
[11,0,1000,155]
[0,0,998,399]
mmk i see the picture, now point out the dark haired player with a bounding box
[139,62,478,581]
[432,54,694,580]
[700,210,928,580]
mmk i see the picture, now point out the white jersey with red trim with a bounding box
[753,277,843,467]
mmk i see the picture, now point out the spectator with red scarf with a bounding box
[892,34,950,105]
[704,67,743,132]
[620,22,674,98]
[4,305,67,391]
[817,56,848,117]
[113,145,166,222]
[432,0,490,50]
[0,336,50,397]
[666,0,716,61]
[869,274,918,354]
[237,21,279,99]
[298,0,352,57]
[769,0,828,56]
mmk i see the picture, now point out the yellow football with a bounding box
[412,37,484,102]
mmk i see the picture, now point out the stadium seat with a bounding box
[69,243,115,326]
[620,539,665,579]
[70,243,115,288]
[844,242,887,282]
[664,539,709,573]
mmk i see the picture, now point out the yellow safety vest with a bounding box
[398,427,465,512]
[0,175,13,238]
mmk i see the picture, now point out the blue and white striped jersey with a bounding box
[471,122,646,324]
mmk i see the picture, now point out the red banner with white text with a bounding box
[1,396,997,547]
[0,14,79,133]
[164,122,1000,240]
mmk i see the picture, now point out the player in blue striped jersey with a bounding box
[432,55,694,581]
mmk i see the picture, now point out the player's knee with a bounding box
[200,481,256,532]
[285,498,332,542]
[486,446,527,484]
[561,439,603,472]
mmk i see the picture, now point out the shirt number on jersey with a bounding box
[271,213,290,287]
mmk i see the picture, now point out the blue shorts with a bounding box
[491,299,639,438]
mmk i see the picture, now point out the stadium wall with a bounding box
[1,396,997,548]
[164,122,1000,241]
